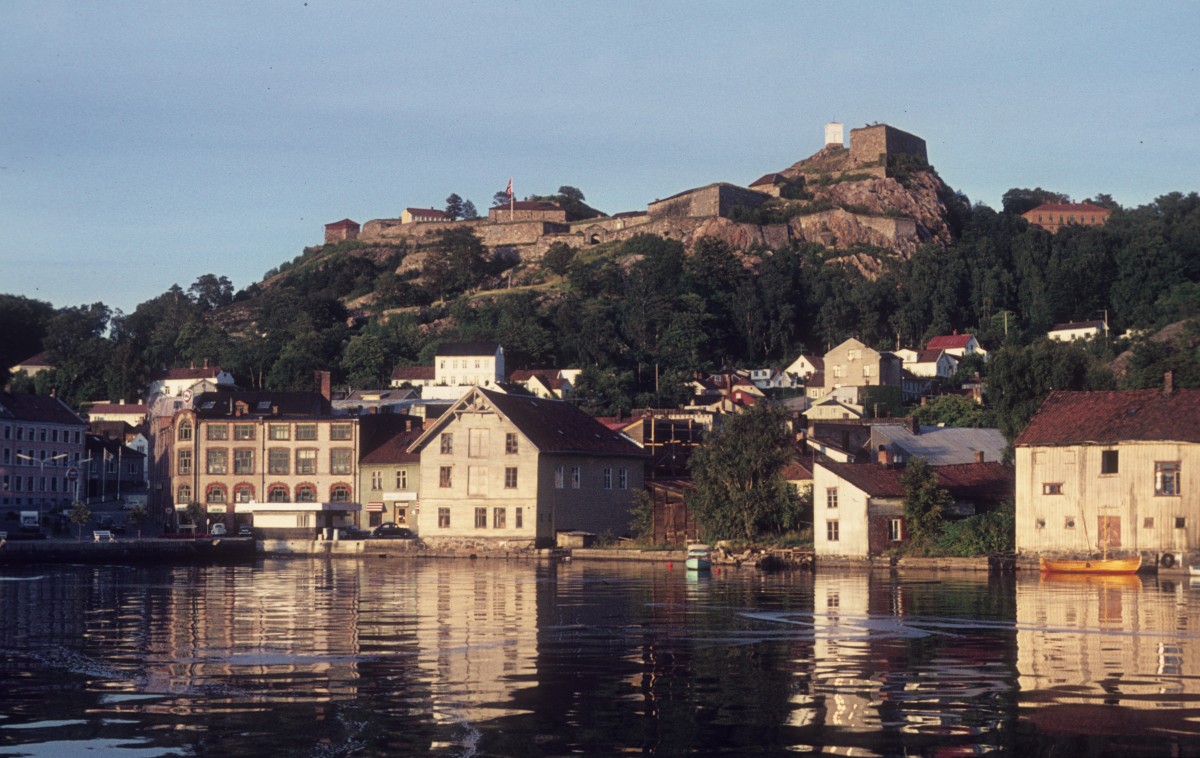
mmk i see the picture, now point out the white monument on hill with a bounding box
[824,122,844,147]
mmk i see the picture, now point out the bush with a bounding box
[934,503,1014,556]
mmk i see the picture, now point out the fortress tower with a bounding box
[824,122,845,148]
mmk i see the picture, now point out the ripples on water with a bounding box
[2,561,1200,756]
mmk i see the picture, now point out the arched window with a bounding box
[295,484,317,503]
[268,484,289,503]
[206,484,227,504]
[177,484,191,503]
[177,419,192,441]
[234,484,254,503]
[330,484,351,503]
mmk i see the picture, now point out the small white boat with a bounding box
[685,545,712,571]
[1188,565,1200,578]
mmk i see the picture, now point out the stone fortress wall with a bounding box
[329,122,929,262]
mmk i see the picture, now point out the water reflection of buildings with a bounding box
[1015,574,1200,745]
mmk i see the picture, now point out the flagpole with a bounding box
[508,178,514,222]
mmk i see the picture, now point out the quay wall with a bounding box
[0,537,256,565]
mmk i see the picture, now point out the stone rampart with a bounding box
[850,124,928,166]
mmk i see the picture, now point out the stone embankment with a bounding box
[0,537,256,565]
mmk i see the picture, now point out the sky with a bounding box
[2,1,1198,316]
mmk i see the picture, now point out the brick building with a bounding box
[1022,202,1111,233]
[0,391,88,513]
[323,218,360,244]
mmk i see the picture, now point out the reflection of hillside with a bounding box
[1015,574,1200,745]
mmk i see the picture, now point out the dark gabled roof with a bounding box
[411,387,645,457]
[191,391,332,418]
[1016,389,1200,446]
[86,403,149,416]
[86,433,145,460]
[12,351,52,368]
[151,366,227,381]
[324,218,359,229]
[820,460,1013,500]
[359,414,424,465]
[915,348,953,363]
[435,342,500,357]
[481,389,644,456]
[1049,319,1107,332]
[390,365,436,381]
[1025,202,1110,214]
[0,392,86,426]
[926,334,976,350]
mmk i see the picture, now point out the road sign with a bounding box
[65,467,79,481]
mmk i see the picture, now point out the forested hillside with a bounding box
[3,190,1199,439]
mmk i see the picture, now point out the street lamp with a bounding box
[75,457,95,505]
[15,452,69,525]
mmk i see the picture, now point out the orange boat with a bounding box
[1039,555,1142,574]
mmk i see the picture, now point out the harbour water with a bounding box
[2,559,1199,756]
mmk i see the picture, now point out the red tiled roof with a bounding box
[87,403,149,415]
[1025,202,1109,214]
[152,366,226,381]
[750,172,785,187]
[807,371,825,388]
[324,218,359,229]
[926,334,975,350]
[390,365,435,381]
[1016,389,1200,446]
[13,351,52,367]
[359,414,424,465]
[915,349,951,363]
[822,461,906,497]
[404,207,446,218]
[821,460,1013,500]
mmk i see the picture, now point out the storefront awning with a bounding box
[366,502,384,512]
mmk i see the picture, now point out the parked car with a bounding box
[98,516,127,535]
[372,524,417,540]
[337,525,371,540]
[210,523,227,536]
[237,524,254,537]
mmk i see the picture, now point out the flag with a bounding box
[505,178,513,198]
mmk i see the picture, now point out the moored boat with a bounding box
[685,545,712,572]
[1039,555,1142,574]
[1188,565,1200,578]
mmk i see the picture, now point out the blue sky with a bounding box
[2,1,1198,315]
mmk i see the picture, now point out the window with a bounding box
[438,507,451,528]
[269,424,290,440]
[889,518,902,542]
[1064,517,1076,529]
[330,484,351,502]
[330,423,352,441]
[863,365,873,378]
[1035,518,1046,529]
[619,468,628,490]
[207,424,228,441]
[177,420,192,441]
[295,424,317,441]
[177,484,191,503]
[571,466,581,489]
[604,468,612,489]
[1042,483,1063,495]
[440,433,453,454]
[371,471,382,490]
[397,469,408,489]
[555,466,564,489]
[296,514,311,528]
[1156,462,1181,496]
[268,485,289,502]
[1176,517,1187,529]
[469,429,489,458]
[177,450,192,475]
[826,487,838,508]
[233,424,255,440]
[295,485,317,503]
[234,484,253,503]
[234,449,254,475]
[505,433,518,454]
[268,448,289,475]
[1101,450,1119,475]
[847,349,860,361]
[468,466,487,496]
[505,467,518,489]
[439,466,452,488]
[494,507,506,529]
[330,448,352,475]
[827,520,839,542]
[295,449,317,475]
[475,507,488,528]
[515,507,523,529]
[206,449,228,475]
[1144,517,1155,529]
[206,484,226,504]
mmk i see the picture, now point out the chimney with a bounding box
[314,370,332,402]
[975,451,985,463]
[1164,371,1175,395]
[908,416,919,435]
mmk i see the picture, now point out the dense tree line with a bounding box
[3,190,1199,440]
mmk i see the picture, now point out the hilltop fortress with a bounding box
[322,123,946,264]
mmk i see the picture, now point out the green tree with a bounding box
[444,193,464,220]
[901,458,952,553]
[127,503,149,539]
[461,199,479,219]
[687,403,800,541]
[1001,187,1070,216]
[341,333,390,387]
[910,395,995,428]
[185,501,204,534]
[542,241,576,275]
[422,227,492,299]
[188,274,234,311]
[988,339,1113,440]
[68,500,92,541]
